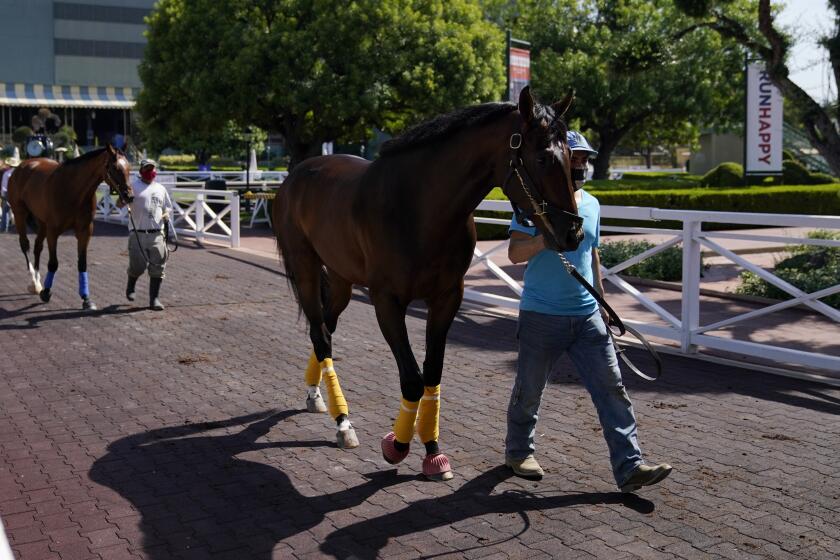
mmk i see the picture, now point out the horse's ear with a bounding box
[106,143,116,156]
[552,90,575,119]
[518,85,535,124]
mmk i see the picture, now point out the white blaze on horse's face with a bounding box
[113,155,133,199]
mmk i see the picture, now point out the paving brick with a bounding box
[2,225,840,560]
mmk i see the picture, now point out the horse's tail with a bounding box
[272,169,332,321]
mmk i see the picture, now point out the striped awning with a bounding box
[0,83,137,108]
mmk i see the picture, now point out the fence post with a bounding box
[681,219,701,353]
[196,192,205,243]
[230,191,240,248]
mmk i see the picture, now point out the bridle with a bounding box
[501,131,583,247]
[501,130,662,381]
[103,156,132,205]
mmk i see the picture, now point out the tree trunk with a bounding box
[591,133,623,179]
[645,145,653,169]
[287,140,323,170]
[281,115,325,171]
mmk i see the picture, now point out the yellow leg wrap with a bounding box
[321,358,349,418]
[393,398,419,444]
[304,352,321,386]
[416,385,441,443]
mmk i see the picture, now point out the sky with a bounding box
[778,0,836,104]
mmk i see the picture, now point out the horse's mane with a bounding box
[379,103,518,158]
[59,147,108,168]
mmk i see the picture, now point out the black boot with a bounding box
[126,276,139,302]
[149,277,164,311]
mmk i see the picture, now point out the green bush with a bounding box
[809,172,838,184]
[781,160,837,185]
[598,240,685,281]
[158,154,196,166]
[700,162,743,187]
[782,159,812,184]
[736,230,840,309]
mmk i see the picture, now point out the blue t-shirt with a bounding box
[509,190,600,316]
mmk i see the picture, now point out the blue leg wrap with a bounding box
[44,271,55,290]
[78,272,89,299]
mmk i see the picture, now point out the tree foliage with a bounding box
[138,0,505,168]
[495,0,744,178]
[675,0,840,177]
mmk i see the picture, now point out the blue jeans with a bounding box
[0,198,9,231]
[505,309,642,485]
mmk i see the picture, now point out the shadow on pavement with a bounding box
[89,409,415,559]
[89,410,651,559]
[319,465,654,559]
[0,303,145,329]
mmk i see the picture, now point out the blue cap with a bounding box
[567,131,598,156]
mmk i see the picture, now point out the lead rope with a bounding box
[553,251,662,381]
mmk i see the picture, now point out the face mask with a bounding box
[572,165,587,191]
[140,168,157,182]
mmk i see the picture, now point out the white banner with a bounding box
[745,63,784,173]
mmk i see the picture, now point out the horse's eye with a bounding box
[537,156,547,166]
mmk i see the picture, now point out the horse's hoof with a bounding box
[422,453,453,481]
[337,427,359,449]
[381,432,410,465]
[39,289,51,303]
[82,299,97,311]
[306,394,327,413]
[28,284,39,294]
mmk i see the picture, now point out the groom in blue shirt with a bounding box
[504,131,672,493]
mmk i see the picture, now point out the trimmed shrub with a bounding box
[700,162,743,187]
[599,240,685,281]
[736,230,840,309]
[808,172,838,184]
[783,159,813,184]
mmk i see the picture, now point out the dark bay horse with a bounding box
[7,145,133,310]
[273,87,582,480]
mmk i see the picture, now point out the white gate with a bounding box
[95,185,240,248]
[468,200,840,374]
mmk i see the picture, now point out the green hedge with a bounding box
[474,184,840,239]
[592,184,840,215]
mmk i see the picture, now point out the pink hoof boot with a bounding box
[381,432,410,465]
[423,453,453,481]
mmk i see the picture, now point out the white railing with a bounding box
[155,170,287,185]
[468,200,840,374]
[95,185,241,248]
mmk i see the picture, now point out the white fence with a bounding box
[468,200,840,374]
[95,185,241,248]
[155,170,287,185]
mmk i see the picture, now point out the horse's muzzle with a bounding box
[547,208,583,251]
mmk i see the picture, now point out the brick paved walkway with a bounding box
[1,225,840,559]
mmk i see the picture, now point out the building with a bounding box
[0,0,154,152]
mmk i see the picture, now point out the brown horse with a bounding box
[7,145,133,310]
[273,87,582,480]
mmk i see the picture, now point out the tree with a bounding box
[675,0,840,177]
[622,118,700,168]
[139,0,505,169]
[496,0,744,179]
[136,0,241,166]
